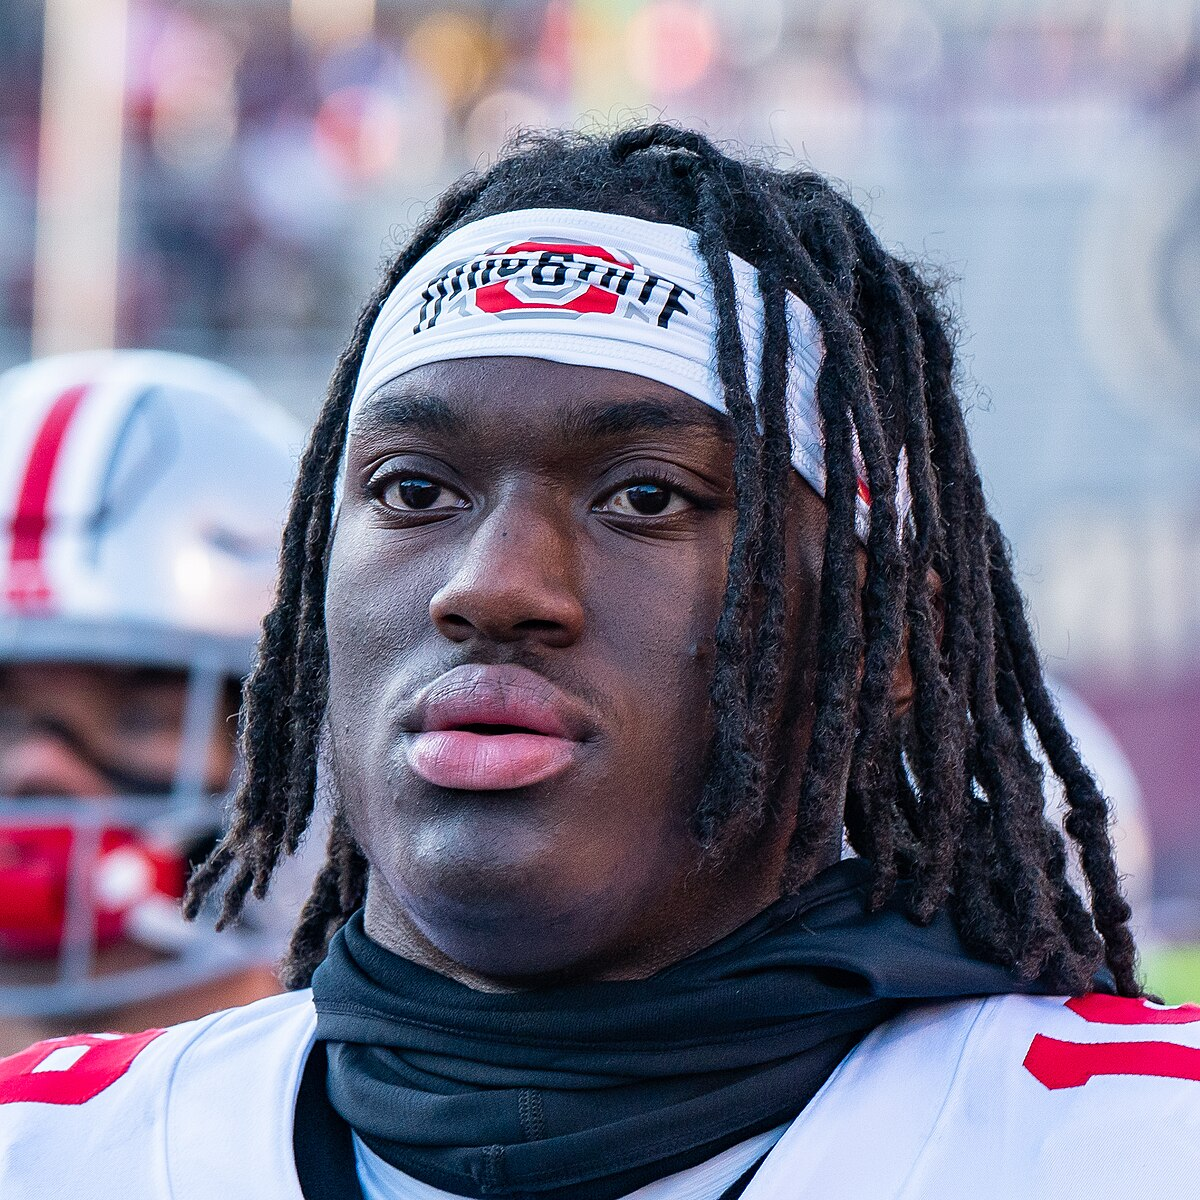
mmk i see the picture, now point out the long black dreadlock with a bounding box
[184,124,1140,998]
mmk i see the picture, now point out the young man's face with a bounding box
[0,663,236,798]
[326,357,828,983]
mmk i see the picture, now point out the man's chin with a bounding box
[369,867,652,986]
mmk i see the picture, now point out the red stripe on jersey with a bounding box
[1024,1034,1200,1090]
[1067,994,1200,1025]
[5,383,89,608]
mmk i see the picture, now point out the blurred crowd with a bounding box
[3,0,1199,356]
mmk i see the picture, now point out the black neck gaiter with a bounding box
[312,859,1050,1200]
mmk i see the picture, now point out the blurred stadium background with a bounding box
[1,0,1198,996]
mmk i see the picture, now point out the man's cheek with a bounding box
[327,570,426,666]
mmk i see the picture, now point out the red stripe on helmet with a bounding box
[5,383,90,609]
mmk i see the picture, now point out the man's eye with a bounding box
[378,477,468,513]
[115,702,179,739]
[599,483,689,517]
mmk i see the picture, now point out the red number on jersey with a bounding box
[1024,995,1200,1090]
[1025,1035,1200,1090]
[0,1029,163,1105]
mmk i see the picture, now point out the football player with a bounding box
[0,128,1196,1198]
[0,350,305,1053]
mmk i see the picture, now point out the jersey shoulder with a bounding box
[0,989,316,1200]
[752,993,1200,1200]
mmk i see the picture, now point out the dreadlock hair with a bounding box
[184,123,1140,998]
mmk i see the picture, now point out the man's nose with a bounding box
[429,495,585,648]
[0,729,115,798]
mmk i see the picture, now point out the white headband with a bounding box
[352,207,892,539]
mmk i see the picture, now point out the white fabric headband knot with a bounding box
[352,207,905,541]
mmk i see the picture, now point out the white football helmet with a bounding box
[0,350,305,1017]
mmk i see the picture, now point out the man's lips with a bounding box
[402,665,591,792]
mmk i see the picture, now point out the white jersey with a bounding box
[0,988,1198,1199]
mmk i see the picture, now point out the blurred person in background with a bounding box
[0,350,304,1054]
[1047,681,1152,939]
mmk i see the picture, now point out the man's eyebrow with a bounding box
[354,393,734,444]
[354,392,464,436]
[556,400,734,444]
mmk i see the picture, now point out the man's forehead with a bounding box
[351,361,736,446]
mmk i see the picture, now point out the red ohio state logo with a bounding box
[413,240,693,333]
[477,240,631,317]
